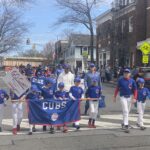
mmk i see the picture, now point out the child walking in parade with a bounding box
[0,89,9,132]
[136,78,150,130]
[69,77,84,130]
[10,90,26,135]
[114,69,137,133]
[41,78,55,134]
[87,78,102,128]
[55,82,69,133]
[26,85,43,135]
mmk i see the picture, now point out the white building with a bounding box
[65,34,96,71]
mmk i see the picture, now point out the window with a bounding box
[129,0,135,4]
[121,19,126,33]
[129,16,133,32]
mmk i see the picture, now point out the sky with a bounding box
[21,0,113,52]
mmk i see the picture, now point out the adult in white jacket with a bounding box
[57,64,74,92]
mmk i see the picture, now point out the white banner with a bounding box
[3,68,31,97]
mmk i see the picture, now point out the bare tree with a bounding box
[42,41,55,63]
[0,5,28,54]
[55,0,104,62]
[19,49,43,57]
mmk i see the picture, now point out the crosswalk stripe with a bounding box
[1,114,150,135]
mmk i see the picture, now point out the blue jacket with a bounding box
[137,87,150,103]
[84,71,101,88]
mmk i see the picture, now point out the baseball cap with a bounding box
[63,64,70,69]
[124,68,131,73]
[45,78,53,85]
[58,82,65,88]
[138,78,145,84]
[74,77,81,83]
[89,63,95,68]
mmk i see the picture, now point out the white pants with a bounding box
[0,104,4,127]
[120,96,132,126]
[137,101,146,126]
[89,101,99,120]
[12,102,23,128]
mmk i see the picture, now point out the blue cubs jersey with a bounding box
[137,87,150,103]
[41,86,54,99]
[31,76,38,85]
[87,86,101,98]
[117,77,137,97]
[69,86,84,99]
[0,90,9,104]
[31,76,46,89]
[55,90,69,99]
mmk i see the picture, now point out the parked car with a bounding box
[139,67,150,90]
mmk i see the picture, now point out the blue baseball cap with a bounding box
[31,85,40,92]
[45,78,53,85]
[74,77,81,83]
[124,69,131,73]
[138,78,145,84]
[58,82,65,88]
[63,64,70,69]
[89,63,95,68]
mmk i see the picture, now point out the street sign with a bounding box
[142,55,149,64]
[139,42,150,55]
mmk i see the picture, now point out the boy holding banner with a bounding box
[55,82,69,133]
[10,90,26,135]
[41,78,55,134]
[87,78,102,128]
[69,77,84,130]
[0,90,9,132]
[26,85,43,135]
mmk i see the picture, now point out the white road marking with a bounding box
[1,114,150,135]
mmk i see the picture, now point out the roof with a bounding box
[69,34,96,47]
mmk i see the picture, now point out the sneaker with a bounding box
[121,123,125,130]
[28,132,32,135]
[17,125,20,131]
[0,127,2,132]
[43,126,47,131]
[49,127,55,134]
[140,126,146,130]
[63,127,68,133]
[57,126,61,130]
[136,123,140,128]
[12,128,17,135]
[76,125,80,130]
[92,124,96,128]
[32,127,36,132]
[124,126,130,133]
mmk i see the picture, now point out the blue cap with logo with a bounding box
[138,78,145,84]
[124,68,131,73]
[45,78,53,85]
[89,63,95,68]
[58,82,65,88]
[63,64,70,69]
[74,77,81,83]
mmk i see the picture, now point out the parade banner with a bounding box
[28,99,80,125]
[3,68,31,97]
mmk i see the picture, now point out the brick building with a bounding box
[96,0,150,68]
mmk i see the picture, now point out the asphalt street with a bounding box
[1,77,150,150]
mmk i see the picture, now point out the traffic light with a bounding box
[26,38,30,45]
